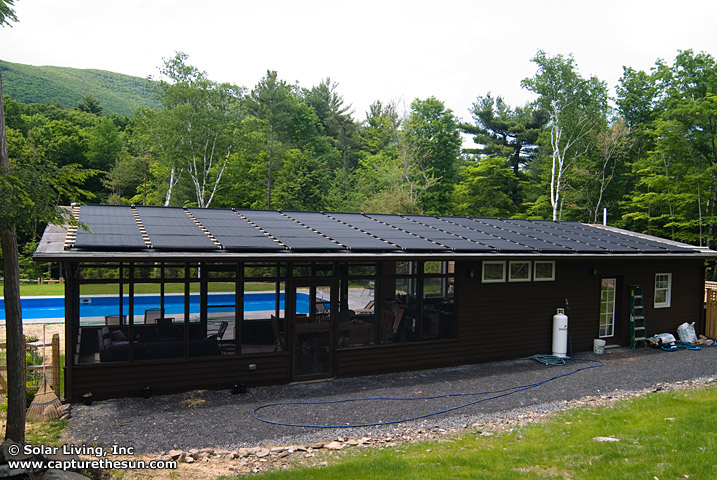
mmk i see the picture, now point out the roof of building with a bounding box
[34,204,715,261]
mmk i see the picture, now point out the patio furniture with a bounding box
[157,317,178,340]
[105,315,126,326]
[207,321,228,341]
[354,300,374,314]
[144,308,164,325]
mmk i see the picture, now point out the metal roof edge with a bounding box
[586,224,716,255]
[32,250,717,263]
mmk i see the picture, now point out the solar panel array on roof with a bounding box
[239,210,345,252]
[285,211,398,252]
[428,217,534,252]
[330,213,449,252]
[135,206,218,250]
[559,222,691,253]
[68,205,702,255]
[74,205,147,250]
[503,220,636,253]
[188,208,284,252]
[471,218,592,253]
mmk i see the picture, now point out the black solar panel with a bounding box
[562,223,694,253]
[286,211,398,252]
[503,220,633,253]
[239,210,345,252]
[74,205,147,250]
[383,215,493,252]
[432,217,534,252]
[135,206,218,250]
[473,218,591,253]
[189,208,285,252]
[333,214,449,252]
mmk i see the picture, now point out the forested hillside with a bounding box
[3,49,717,279]
[0,60,158,116]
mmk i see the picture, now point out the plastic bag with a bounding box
[676,322,697,344]
[649,333,676,347]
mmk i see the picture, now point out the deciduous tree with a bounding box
[405,97,462,214]
[521,51,609,220]
[136,53,244,208]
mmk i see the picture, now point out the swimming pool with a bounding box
[0,292,310,320]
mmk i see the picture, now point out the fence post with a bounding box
[707,289,717,340]
[51,333,61,396]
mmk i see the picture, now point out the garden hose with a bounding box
[252,356,603,429]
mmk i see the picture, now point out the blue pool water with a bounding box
[0,292,309,320]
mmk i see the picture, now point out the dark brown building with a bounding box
[34,205,713,402]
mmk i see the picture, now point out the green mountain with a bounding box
[0,60,159,117]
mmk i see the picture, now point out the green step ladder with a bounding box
[629,285,648,348]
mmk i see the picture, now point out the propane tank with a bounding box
[552,308,568,358]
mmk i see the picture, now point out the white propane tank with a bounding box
[552,308,568,358]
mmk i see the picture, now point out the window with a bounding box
[534,261,555,281]
[654,273,672,308]
[508,261,531,282]
[378,261,456,345]
[482,261,506,283]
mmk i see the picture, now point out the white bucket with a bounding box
[593,338,606,354]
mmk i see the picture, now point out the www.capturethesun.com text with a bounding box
[9,458,177,470]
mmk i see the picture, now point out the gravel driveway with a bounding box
[66,347,717,454]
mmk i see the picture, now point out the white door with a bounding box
[599,278,616,338]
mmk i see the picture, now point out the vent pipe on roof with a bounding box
[603,208,608,226]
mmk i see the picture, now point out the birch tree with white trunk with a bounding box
[137,52,245,208]
[522,51,609,220]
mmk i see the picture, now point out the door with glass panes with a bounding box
[599,277,623,343]
[291,281,336,380]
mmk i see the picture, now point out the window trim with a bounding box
[508,261,532,282]
[533,261,556,282]
[482,261,506,283]
[654,273,672,308]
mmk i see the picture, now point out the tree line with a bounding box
[3,49,717,258]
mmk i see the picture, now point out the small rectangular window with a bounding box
[654,273,672,308]
[482,261,506,283]
[508,261,531,282]
[534,261,555,281]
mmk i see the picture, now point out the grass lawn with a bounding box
[244,384,717,480]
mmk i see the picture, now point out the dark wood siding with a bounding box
[336,258,705,379]
[68,257,705,401]
[70,353,290,402]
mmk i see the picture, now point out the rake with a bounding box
[26,324,62,422]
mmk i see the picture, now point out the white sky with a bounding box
[1,0,716,123]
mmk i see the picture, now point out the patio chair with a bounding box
[354,300,374,314]
[216,321,228,340]
[314,299,329,314]
[207,321,228,341]
[156,317,178,340]
[104,315,126,326]
[144,308,164,325]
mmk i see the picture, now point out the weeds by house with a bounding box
[243,384,717,480]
